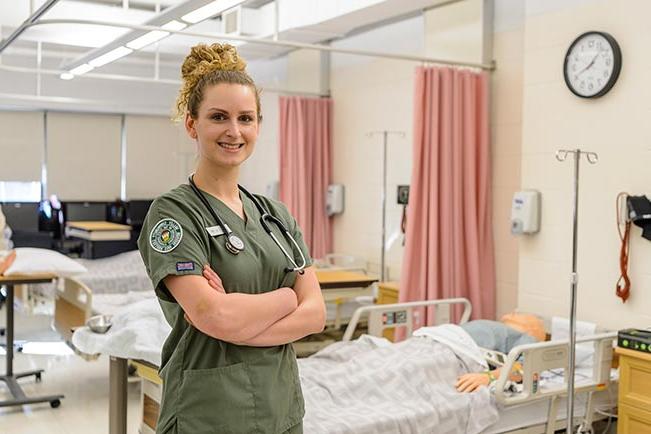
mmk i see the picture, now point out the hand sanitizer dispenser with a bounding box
[326,184,345,216]
[511,190,540,235]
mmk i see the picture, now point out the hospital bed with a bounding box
[343,301,618,434]
[70,297,618,434]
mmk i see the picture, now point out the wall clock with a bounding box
[563,31,622,98]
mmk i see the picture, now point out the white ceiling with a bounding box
[1,0,453,67]
[0,0,461,114]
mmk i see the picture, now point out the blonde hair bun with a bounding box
[174,42,260,122]
[181,43,247,79]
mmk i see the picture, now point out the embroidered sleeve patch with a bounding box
[176,261,195,272]
[149,218,183,253]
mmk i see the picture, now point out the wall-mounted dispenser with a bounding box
[511,190,540,235]
[326,184,345,216]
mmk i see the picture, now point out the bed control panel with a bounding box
[382,310,407,326]
[618,328,651,353]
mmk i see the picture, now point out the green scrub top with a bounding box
[137,183,312,434]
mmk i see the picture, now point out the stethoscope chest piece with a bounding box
[226,233,245,254]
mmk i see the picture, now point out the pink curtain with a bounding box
[279,96,333,259]
[398,66,495,334]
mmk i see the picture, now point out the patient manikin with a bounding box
[455,313,545,393]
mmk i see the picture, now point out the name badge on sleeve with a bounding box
[206,224,232,237]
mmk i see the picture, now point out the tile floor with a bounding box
[1,308,141,434]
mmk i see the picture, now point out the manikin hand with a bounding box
[0,250,16,275]
[455,372,492,393]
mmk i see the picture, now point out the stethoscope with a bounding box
[188,175,306,275]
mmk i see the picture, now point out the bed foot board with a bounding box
[53,277,93,341]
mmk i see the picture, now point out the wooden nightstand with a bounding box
[616,347,651,433]
[376,281,399,340]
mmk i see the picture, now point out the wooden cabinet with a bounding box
[377,281,399,304]
[376,281,399,341]
[617,347,651,434]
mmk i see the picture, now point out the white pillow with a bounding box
[4,248,88,277]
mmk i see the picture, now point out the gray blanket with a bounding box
[299,335,499,434]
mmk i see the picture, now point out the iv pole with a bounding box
[367,131,405,282]
[555,148,598,434]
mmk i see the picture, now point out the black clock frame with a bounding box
[563,31,622,99]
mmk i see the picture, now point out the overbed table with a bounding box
[0,273,64,409]
[314,270,378,329]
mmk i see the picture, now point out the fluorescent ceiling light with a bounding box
[126,20,188,50]
[60,72,74,80]
[70,63,94,75]
[182,0,243,24]
[126,30,169,49]
[162,20,187,31]
[89,46,133,68]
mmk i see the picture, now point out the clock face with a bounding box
[563,31,622,98]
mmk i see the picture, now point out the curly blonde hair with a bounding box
[173,43,261,121]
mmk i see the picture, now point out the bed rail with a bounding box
[342,298,471,341]
[494,331,617,407]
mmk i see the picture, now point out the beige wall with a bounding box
[492,8,524,318]
[424,0,486,63]
[518,0,651,329]
[330,56,416,278]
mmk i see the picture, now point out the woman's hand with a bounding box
[455,372,492,393]
[202,264,226,294]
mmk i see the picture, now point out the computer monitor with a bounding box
[64,201,107,222]
[127,200,153,226]
[1,202,39,231]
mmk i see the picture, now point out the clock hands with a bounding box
[576,53,599,77]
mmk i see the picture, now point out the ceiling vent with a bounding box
[222,6,262,36]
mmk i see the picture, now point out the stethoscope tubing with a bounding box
[188,175,306,274]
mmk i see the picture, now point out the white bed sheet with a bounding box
[76,250,153,295]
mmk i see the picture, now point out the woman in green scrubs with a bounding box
[138,43,326,434]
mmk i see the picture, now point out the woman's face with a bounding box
[185,83,259,170]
